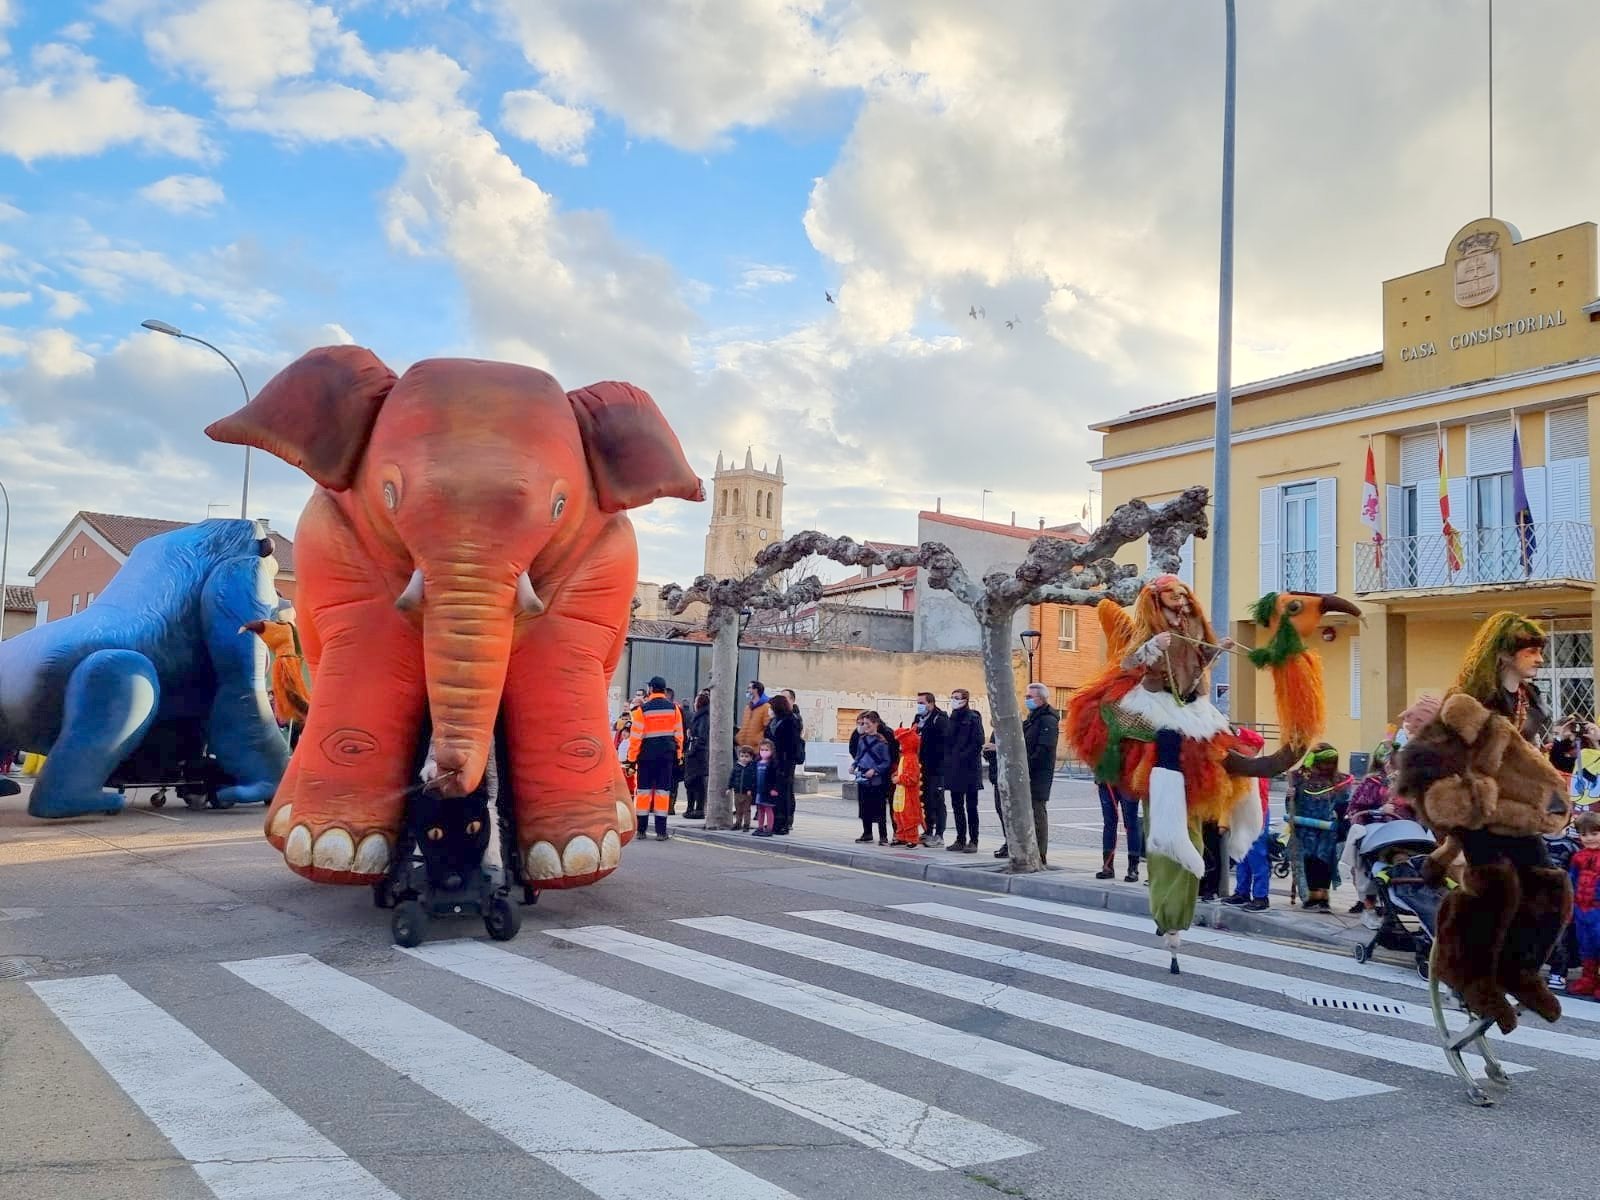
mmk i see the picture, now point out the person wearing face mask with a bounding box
[914,691,950,847]
[944,689,985,853]
[1022,683,1060,865]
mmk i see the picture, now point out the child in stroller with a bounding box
[1352,819,1440,979]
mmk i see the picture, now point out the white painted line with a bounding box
[223,954,802,1200]
[680,915,1387,1101]
[406,939,1036,1171]
[550,924,1234,1130]
[915,901,1600,1061]
[796,908,1506,1078]
[28,974,400,1200]
[128,806,185,822]
[987,894,1600,1028]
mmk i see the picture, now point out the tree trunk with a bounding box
[704,606,739,829]
[982,615,1040,872]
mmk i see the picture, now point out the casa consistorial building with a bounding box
[1091,218,1600,757]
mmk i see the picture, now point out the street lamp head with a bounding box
[1019,629,1042,654]
[141,318,182,337]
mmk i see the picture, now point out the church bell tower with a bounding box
[703,449,784,578]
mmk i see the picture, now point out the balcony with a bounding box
[1354,521,1596,594]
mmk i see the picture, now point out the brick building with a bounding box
[28,512,296,625]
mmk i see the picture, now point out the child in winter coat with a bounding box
[1566,811,1600,998]
[727,745,756,831]
[1224,727,1274,911]
[751,740,783,837]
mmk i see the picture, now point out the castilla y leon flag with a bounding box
[1439,427,1464,574]
[1361,442,1383,570]
[1512,423,1537,576]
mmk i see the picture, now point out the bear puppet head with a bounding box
[1394,693,1571,838]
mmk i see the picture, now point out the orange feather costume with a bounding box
[244,617,311,729]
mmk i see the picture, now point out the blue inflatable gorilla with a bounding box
[0,519,289,818]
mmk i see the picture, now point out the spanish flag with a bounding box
[1439,427,1463,574]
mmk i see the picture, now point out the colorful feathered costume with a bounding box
[892,726,925,847]
[1067,581,1357,964]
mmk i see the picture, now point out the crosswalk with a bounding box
[25,894,1600,1200]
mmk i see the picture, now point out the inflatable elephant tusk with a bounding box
[516,573,546,616]
[395,568,425,612]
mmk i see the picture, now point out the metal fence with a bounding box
[1354,521,1595,593]
[616,638,760,726]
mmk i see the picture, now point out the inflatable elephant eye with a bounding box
[465,819,482,835]
[551,493,567,521]
[382,480,399,511]
[426,826,444,841]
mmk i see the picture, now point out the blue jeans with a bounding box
[1234,829,1272,900]
[1098,784,1142,858]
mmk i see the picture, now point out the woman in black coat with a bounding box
[682,691,711,819]
[764,693,803,835]
[944,688,985,853]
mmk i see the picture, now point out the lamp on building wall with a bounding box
[141,319,253,519]
[1020,628,1042,683]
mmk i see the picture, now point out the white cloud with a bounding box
[0,43,210,164]
[500,88,593,164]
[26,328,95,377]
[0,289,26,307]
[59,21,96,43]
[63,237,279,322]
[0,0,14,57]
[139,172,225,213]
[38,285,88,319]
[144,0,340,105]
[737,263,795,291]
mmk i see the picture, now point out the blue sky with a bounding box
[2,0,1598,590]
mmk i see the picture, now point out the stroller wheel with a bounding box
[391,900,428,948]
[485,895,521,942]
[372,878,398,910]
[1272,860,1289,878]
[149,790,167,810]
[1352,943,1369,964]
[1415,957,1431,982]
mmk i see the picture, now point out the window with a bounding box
[1470,471,1518,582]
[71,593,81,614]
[1281,483,1318,590]
[85,592,95,606]
[1057,608,1077,651]
[720,489,727,516]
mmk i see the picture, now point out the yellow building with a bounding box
[1092,217,1600,757]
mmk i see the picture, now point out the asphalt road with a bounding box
[2,787,1594,1200]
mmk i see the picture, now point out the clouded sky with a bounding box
[2,0,1596,587]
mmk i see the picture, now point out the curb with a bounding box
[673,825,1363,951]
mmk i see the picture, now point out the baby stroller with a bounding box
[1351,820,1439,980]
[372,745,534,948]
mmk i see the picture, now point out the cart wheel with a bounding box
[485,896,521,942]
[392,901,428,948]
[1272,860,1289,878]
[1352,943,1369,964]
[149,790,167,810]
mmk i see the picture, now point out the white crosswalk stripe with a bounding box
[223,952,805,1200]
[549,923,1236,1129]
[28,974,402,1200]
[26,897,1599,1200]
[985,895,1600,1029]
[911,900,1600,1062]
[678,915,1392,1100]
[787,907,1520,1077]
[404,938,1037,1170]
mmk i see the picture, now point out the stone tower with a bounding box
[703,448,784,578]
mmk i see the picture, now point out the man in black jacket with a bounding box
[1022,683,1060,865]
[914,691,949,847]
[944,688,985,853]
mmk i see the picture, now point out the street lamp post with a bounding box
[141,319,252,519]
[1209,0,1238,712]
[1019,628,1041,684]
[0,478,10,644]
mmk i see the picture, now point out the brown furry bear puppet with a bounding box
[1394,692,1574,1033]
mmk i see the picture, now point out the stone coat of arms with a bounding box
[1453,230,1500,308]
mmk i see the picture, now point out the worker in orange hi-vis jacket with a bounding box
[626,676,684,842]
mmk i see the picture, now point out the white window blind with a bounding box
[1466,417,1513,475]
[1548,406,1589,460]
[1258,486,1280,592]
[1349,637,1361,720]
[1399,433,1435,484]
[1058,608,1077,651]
[1315,477,1337,593]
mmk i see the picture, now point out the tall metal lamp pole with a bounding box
[1208,0,1238,711]
[140,320,252,518]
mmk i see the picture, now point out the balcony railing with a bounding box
[1281,550,1319,591]
[1354,521,1595,593]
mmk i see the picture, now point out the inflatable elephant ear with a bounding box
[567,381,705,512]
[206,345,398,491]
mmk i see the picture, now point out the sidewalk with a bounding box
[672,775,1380,953]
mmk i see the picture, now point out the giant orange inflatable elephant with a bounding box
[206,346,703,889]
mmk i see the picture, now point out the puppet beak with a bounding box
[1316,593,1361,619]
